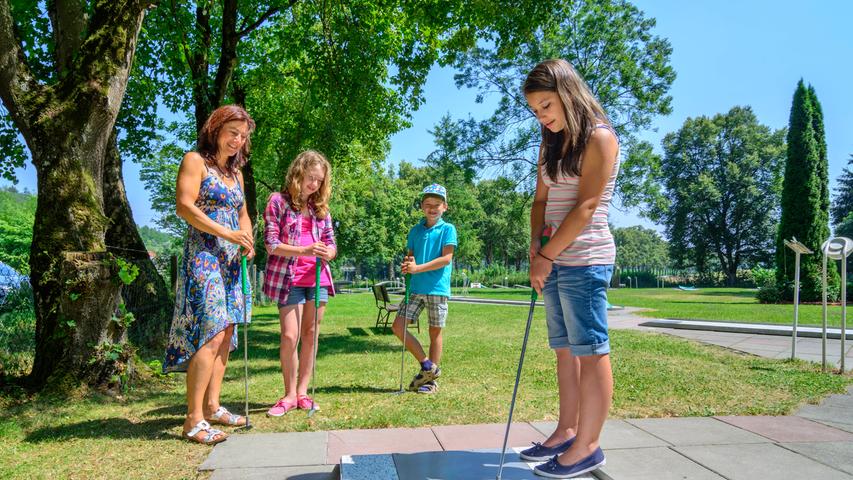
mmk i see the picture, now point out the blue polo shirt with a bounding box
[407,218,457,296]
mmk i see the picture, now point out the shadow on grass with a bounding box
[141,402,273,418]
[241,328,399,361]
[25,416,179,443]
[348,326,405,336]
[313,384,403,394]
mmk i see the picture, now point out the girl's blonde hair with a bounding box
[523,59,609,179]
[282,150,332,219]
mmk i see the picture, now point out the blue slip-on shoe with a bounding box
[519,436,576,461]
[533,447,606,478]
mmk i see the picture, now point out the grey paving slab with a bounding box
[790,341,837,353]
[626,417,770,446]
[704,338,748,348]
[431,422,544,451]
[821,393,853,408]
[595,447,725,480]
[326,427,440,463]
[813,421,853,434]
[731,340,787,351]
[797,404,853,429]
[689,332,755,342]
[200,432,328,470]
[736,345,790,355]
[340,454,398,480]
[715,415,853,443]
[782,442,853,476]
[210,465,337,480]
[675,443,853,480]
[530,420,670,449]
[731,336,790,347]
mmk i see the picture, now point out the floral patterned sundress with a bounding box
[163,165,252,373]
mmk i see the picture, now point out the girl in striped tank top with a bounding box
[521,59,618,479]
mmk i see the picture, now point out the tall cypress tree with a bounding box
[776,80,838,301]
[810,85,831,231]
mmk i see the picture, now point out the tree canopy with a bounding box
[651,106,786,285]
[435,0,675,202]
[613,225,669,269]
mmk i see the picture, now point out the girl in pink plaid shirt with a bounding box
[263,150,337,416]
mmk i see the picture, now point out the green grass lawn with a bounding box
[1,292,850,479]
[457,286,851,327]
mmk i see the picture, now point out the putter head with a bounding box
[307,406,319,418]
[236,419,253,431]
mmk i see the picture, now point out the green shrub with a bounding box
[751,267,776,289]
[756,284,782,304]
[0,283,35,377]
[466,264,529,286]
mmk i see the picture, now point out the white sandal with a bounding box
[208,406,245,426]
[184,420,227,445]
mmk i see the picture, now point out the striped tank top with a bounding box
[542,124,620,266]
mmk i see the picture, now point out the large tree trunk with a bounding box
[28,131,132,389]
[103,131,173,355]
[0,0,150,390]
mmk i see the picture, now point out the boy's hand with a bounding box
[401,255,419,274]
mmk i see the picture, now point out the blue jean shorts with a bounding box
[279,286,329,307]
[542,264,613,356]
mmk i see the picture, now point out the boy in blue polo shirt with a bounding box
[391,184,457,394]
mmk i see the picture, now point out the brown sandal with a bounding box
[184,420,227,445]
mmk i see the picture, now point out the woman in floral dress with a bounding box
[163,105,256,445]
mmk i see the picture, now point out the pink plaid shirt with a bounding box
[263,192,336,305]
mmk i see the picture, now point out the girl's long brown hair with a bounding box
[523,59,609,179]
[282,150,332,219]
[197,105,256,175]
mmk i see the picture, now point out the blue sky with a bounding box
[389,0,853,230]
[4,0,853,233]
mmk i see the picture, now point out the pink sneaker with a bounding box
[266,397,297,417]
[297,394,320,411]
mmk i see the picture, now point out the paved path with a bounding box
[199,303,853,479]
[606,307,853,371]
[201,384,853,479]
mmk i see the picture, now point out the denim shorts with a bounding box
[279,286,329,307]
[542,264,613,356]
